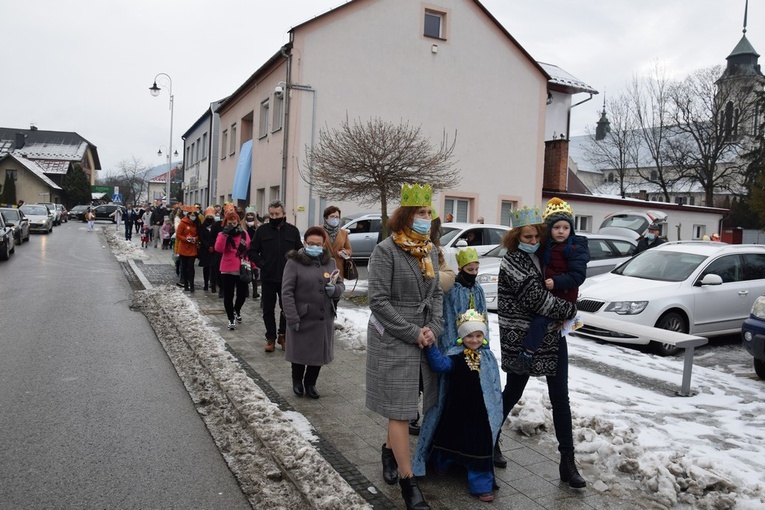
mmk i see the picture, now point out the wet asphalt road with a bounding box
[0,222,250,509]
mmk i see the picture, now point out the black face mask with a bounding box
[269,217,284,227]
[458,270,477,286]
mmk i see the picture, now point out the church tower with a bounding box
[595,94,611,141]
[716,0,764,141]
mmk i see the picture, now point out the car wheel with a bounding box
[651,311,686,356]
[754,358,765,379]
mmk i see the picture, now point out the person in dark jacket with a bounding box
[634,223,666,254]
[248,200,302,352]
[150,205,165,248]
[244,207,261,299]
[124,204,137,241]
[197,207,218,291]
[282,226,344,399]
[507,197,589,376]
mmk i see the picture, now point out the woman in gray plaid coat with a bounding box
[366,200,443,510]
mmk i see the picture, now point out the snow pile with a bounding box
[102,227,149,261]
[138,287,371,509]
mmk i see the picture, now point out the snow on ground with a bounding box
[335,306,765,510]
[102,227,149,261]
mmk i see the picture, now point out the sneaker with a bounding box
[227,321,236,330]
[235,312,242,323]
[508,351,533,376]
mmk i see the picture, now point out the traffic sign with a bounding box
[112,193,123,203]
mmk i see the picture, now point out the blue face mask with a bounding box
[412,218,431,235]
[518,242,539,254]
[326,217,340,228]
[305,245,323,258]
[646,233,656,241]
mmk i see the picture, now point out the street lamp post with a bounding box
[149,73,174,204]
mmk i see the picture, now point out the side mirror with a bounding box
[456,239,468,248]
[697,273,723,286]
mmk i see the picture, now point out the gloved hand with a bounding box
[324,283,336,296]
[222,224,236,236]
[290,323,300,332]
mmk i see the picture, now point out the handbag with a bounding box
[239,258,253,283]
[343,258,359,280]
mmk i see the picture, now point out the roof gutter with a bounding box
[566,93,594,141]
[280,44,292,204]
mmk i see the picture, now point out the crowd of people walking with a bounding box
[125,185,588,509]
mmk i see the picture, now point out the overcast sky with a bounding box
[2,0,760,175]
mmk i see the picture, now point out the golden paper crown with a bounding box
[456,247,479,268]
[511,205,543,228]
[456,309,486,328]
[542,197,574,222]
[400,183,432,207]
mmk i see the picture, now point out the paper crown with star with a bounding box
[400,183,432,207]
[456,308,488,338]
[511,205,543,228]
[456,247,479,268]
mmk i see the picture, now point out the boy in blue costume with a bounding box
[413,309,503,502]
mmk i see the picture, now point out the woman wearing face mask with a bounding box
[494,206,584,489]
[366,184,443,510]
[176,209,200,292]
[281,226,344,399]
[321,205,352,277]
[215,211,250,330]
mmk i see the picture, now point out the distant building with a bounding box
[0,126,101,205]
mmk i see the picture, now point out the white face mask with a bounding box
[326,217,340,228]
[246,221,255,227]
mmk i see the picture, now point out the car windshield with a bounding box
[613,250,706,282]
[482,245,507,258]
[600,214,649,233]
[2,210,20,221]
[439,226,463,245]
[21,205,48,215]
[72,206,88,211]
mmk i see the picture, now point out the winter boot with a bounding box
[265,339,276,353]
[399,476,430,510]
[508,351,533,376]
[277,333,286,351]
[381,444,399,485]
[559,452,586,488]
[493,439,508,468]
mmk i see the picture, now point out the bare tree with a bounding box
[303,117,461,236]
[666,66,754,206]
[628,64,685,201]
[105,156,152,206]
[583,92,641,197]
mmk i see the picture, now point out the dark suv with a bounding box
[93,203,124,223]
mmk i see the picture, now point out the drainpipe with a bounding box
[280,44,292,206]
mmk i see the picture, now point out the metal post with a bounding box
[149,73,174,205]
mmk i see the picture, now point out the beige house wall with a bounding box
[0,162,58,205]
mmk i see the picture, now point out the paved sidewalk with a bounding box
[124,236,623,510]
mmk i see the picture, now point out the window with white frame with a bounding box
[424,9,445,39]
[196,137,201,162]
[272,93,283,131]
[259,99,270,138]
[693,224,706,239]
[221,130,228,159]
[500,201,516,227]
[444,197,469,222]
[230,123,237,155]
[202,133,208,160]
[191,142,195,164]
[575,215,591,233]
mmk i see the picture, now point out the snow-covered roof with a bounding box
[0,127,101,170]
[0,153,62,190]
[538,62,598,94]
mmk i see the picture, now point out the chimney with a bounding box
[14,132,26,150]
[543,138,569,192]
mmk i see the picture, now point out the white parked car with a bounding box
[477,233,637,311]
[20,204,54,234]
[439,222,510,272]
[575,242,765,355]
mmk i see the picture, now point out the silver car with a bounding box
[477,233,637,311]
[20,204,54,234]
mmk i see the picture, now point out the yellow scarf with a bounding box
[392,229,435,279]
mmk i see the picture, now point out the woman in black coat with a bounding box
[197,207,218,292]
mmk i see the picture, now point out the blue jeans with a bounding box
[501,335,574,453]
